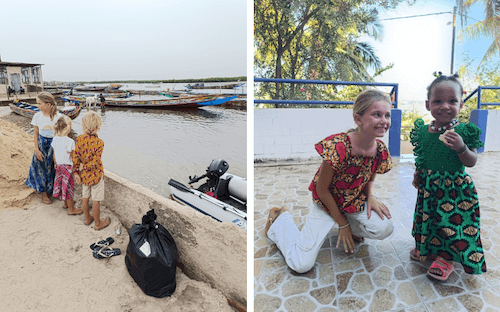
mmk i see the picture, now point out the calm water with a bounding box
[69,105,247,199]
[4,83,247,199]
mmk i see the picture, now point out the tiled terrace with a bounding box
[254,152,500,312]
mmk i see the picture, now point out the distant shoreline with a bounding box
[69,76,247,85]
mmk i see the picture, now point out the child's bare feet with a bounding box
[95,217,111,231]
[68,208,83,215]
[85,216,94,225]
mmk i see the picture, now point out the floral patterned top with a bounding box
[72,133,104,186]
[309,133,393,214]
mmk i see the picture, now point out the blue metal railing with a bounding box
[464,86,500,109]
[254,78,399,108]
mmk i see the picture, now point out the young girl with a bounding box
[51,115,83,215]
[26,92,62,204]
[410,73,486,281]
[73,111,110,231]
[265,89,394,273]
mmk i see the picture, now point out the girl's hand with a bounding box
[74,175,81,184]
[336,224,355,254]
[443,131,465,152]
[367,196,391,220]
[412,170,420,189]
[35,150,44,161]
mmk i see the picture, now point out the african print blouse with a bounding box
[72,133,104,186]
[309,133,393,214]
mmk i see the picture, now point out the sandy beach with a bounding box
[0,109,237,311]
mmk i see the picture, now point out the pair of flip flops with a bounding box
[90,237,121,259]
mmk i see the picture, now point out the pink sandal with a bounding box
[427,258,454,281]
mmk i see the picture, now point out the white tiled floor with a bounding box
[254,153,500,312]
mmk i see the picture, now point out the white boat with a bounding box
[168,160,247,230]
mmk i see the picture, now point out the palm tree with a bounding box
[457,0,500,68]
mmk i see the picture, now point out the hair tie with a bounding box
[433,71,443,78]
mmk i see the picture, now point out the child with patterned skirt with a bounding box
[26,92,62,204]
[51,115,83,215]
[410,73,486,281]
[73,111,110,231]
[264,89,394,273]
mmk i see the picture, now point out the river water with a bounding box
[3,82,247,199]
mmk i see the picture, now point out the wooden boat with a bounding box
[103,95,237,109]
[168,159,247,230]
[185,83,243,90]
[9,101,83,120]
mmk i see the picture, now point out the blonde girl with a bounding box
[26,92,61,204]
[264,89,394,273]
[51,115,82,215]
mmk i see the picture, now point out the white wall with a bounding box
[254,108,389,160]
[485,110,500,152]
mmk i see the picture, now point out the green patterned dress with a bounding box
[410,119,486,274]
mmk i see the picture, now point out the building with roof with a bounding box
[0,55,43,102]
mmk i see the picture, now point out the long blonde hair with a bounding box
[37,92,58,120]
[81,111,102,135]
[348,89,391,133]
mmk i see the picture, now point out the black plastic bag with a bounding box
[125,209,177,298]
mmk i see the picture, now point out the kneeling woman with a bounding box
[265,90,395,273]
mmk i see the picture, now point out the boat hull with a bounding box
[168,179,247,230]
[103,95,237,109]
[9,102,83,120]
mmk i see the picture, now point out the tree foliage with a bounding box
[254,0,412,101]
[457,0,500,69]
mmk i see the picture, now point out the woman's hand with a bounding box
[367,196,391,220]
[74,174,81,184]
[412,170,420,189]
[35,149,44,161]
[336,224,355,254]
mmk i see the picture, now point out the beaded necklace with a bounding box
[429,118,458,132]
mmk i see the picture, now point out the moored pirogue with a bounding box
[102,94,237,108]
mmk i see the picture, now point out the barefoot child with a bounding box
[410,72,486,280]
[51,115,83,215]
[73,111,110,230]
[26,92,62,204]
[265,89,394,273]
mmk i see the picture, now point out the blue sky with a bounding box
[0,0,246,82]
[363,0,499,101]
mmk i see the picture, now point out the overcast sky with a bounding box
[0,0,246,82]
[364,0,498,101]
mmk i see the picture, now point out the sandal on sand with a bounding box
[85,216,94,226]
[264,207,282,236]
[42,196,51,205]
[93,245,121,259]
[95,217,111,231]
[427,258,454,281]
[410,248,436,261]
[90,237,115,251]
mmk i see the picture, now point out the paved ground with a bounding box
[254,152,500,312]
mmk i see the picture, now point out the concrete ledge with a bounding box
[103,169,247,306]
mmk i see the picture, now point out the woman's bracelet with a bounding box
[338,223,350,229]
[456,144,468,155]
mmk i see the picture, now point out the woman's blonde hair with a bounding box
[53,115,72,137]
[81,111,102,135]
[348,89,392,133]
[37,92,58,120]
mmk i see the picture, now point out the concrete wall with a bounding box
[103,170,246,306]
[254,108,389,160]
[485,110,500,152]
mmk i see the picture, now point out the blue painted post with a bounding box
[470,109,487,153]
[389,109,401,157]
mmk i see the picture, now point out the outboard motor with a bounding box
[189,159,229,194]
